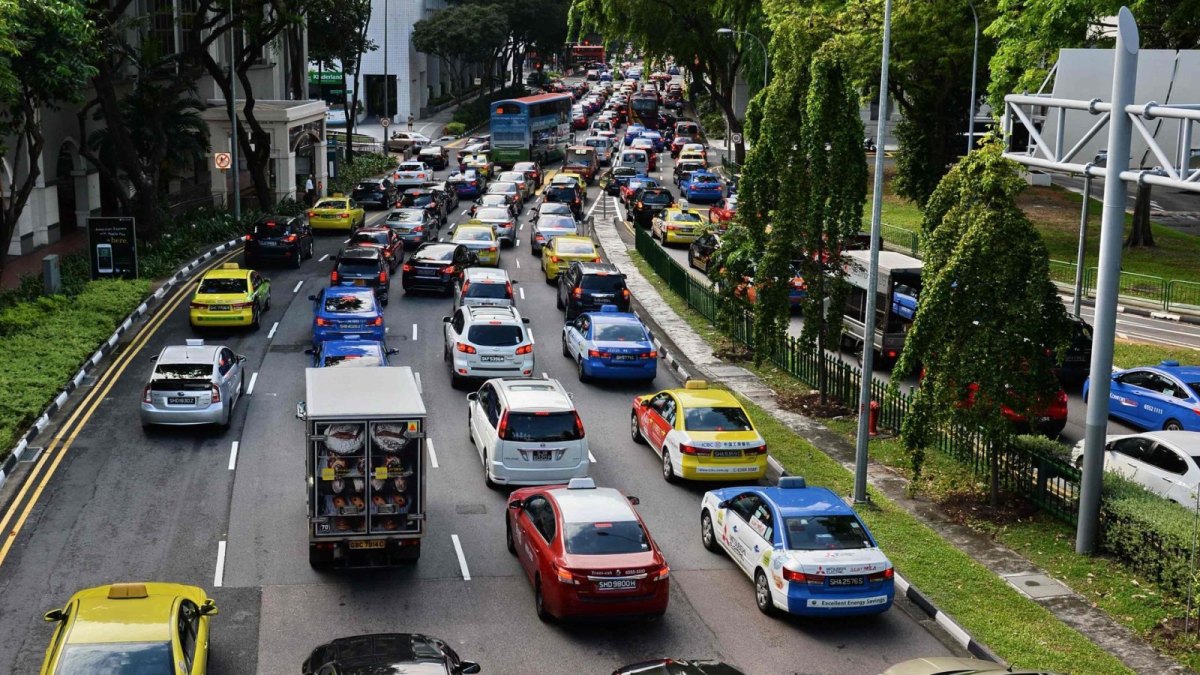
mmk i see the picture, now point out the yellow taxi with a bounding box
[307,195,365,231]
[451,223,500,267]
[40,582,218,675]
[541,235,600,282]
[651,205,706,246]
[461,153,493,178]
[551,173,587,194]
[679,146,708,164]
[631,380,768,482]
[189,263,271,329]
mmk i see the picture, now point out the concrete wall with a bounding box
[358,0,447,123]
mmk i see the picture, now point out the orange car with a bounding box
[734,261,807,310]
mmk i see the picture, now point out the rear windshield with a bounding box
[387,211,424,223]
[252,221,291,236]
[683,406,753,431]
[784,515,873,550]
[693,174,719,184]
[622,153,646,163]
[56,642,173,675]
[151,364,211,391]
[322,349,384,368]
[355,182,383,191]
[581,275,625,291]
[466,324,524,346]
[557,240,595,255]
[538,216,576,231]
[564,520,649,555]
[466,282,510,299]
[594,322,645,342]
[545,187,578,201]
[337,257,380,272]
[323,293,376,313]
[198,278,247,294]
[413,247,454,262]
[350,232,389,246]
[507,411,582,441]
[455,229,493,242]
[476,208,510,220]
[398,163,424,172]
[641,191,671,205]
[540,203,573,215]
[670,212,703,223]
[316,199,347,209]
[402,193,434,207]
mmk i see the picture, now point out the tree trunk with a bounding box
[1126,182,1156,248]
[0,123,44,279]
[286,25,306,100]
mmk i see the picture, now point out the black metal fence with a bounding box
[634,225,1082,523]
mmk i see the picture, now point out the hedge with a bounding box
[443,122,466,137]
[329,153,396,196]
[1100,473,1200,597]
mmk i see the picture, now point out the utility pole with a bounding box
[966,0,979,154]
[383,0,390,123]
[228,1,240,221]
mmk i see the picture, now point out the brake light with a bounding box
[230,302,253,309]
[470,180,478,186]
[750,443,768,455]
[282,234,297,243]
[487,246,497,252]
[456,342,477,354]
[330,270,339,283]
[592,257,602,263]
[643,351,658,359]
[783,568,825,585]
[679,443,712,456]
[441,265,456,274]
[402,263,414,272]
[211,384,221,404]
[550,256,561,263]
[573,287,582,299]
[622,289,630,299]
[497,410,510,439]
[307,211,316,218]
[554,564,581,585]
[516,343,533,355]
[506,282,513,297]
[316,317,331,326]
[535,233,545,241]
[340,212,350,218]
[142,385,151,404]
[189,301,205,309]
[588,349,609,358]
[379,270,388,284]
[637,201,644,208]
[412,225,423,232]
[573,412,585,436]
[867,568,895,583]
[653,564,670,581]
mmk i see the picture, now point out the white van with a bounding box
[467,377,590,487]
[616,148,649,175]
[584,135,614,165]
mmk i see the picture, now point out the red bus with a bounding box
[628,92,661,130]
[571,44,606,68]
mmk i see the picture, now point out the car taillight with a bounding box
[867,568,895,583]
[497,410,510,439]
[550,256,561,263]
[679,443,712,456]
[340,212,350,218]
[370,316,383,326]
[643,351,658,359]
[230,302,253,309]
[783,568,824,585]
[487,246,497,252]
[622,289,631,299]
[636,201,644,208]
[412,225,423,232]
[573,411,585,437]
[379,270,388,284]
[588,349,609,358]
[330,270,339,283]
[441,265,457,274]
[243,234,251,241]
[749,443,768,455]
[652,564,670,581]
[402,263,414,272]
[316,317,331,326]
[506,282,513,297]
[283,234,297,243]
[142,385,152,404]
[535,233,545,241]
[189,301,205,309]
[211,384,221,404]
[307,211,316,217]
[516,344,533,355]
[573,287,582,299]
[592,257,602,263]
[456,342,477,354]
[554,563,581,585]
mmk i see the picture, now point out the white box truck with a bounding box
[840,250,923,367]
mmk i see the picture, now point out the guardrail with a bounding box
[880,224,920,257]
[1167,280,1200,313]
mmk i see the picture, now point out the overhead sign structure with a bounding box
[87,217,139,280]
[214,152,232,170]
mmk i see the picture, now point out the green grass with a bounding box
[1113,340,1199,368]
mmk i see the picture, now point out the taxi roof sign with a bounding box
[185,339,205,347]
[684,380,708,390]
[567,477,596,490]
[779,476,808,489]
[600,304,619,312]
[108,583,149,599]
[221,263,241,270]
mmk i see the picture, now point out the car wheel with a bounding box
[451,372,463,390]
[443,342,450,362]
[687,250,695,269]
[701,510,720,553]
[535,577,553,623]
[250,304,261,330]
[263,291,271,312]
[381,292,389,306]
[661,448,676,483]
[562,335,571,358]
[506,517,517,555]
[292,248,302,269]
[755,570,775,616]
[220,402,232,430]
[556,290,565,310]
[306,240,315,260]
[1074,455,1084,470]
[577,359,590,383]
[630,410,646,445]
[1165,419,1184,431]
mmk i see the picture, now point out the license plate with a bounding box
[354,279,365,286]
[417,270,437,277]
[349,540,386,550]
[532,450,553,461]
[596,579,638,591]
[828,576,864,587]
[167,396,196,405]
[714,449,741,458]
[613,354,636,361]
[209,305,231,312]
[480,355,505,362]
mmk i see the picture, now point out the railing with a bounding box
[634,224,1084,523]
[1167,280,1200,313]
[880,223,920,257]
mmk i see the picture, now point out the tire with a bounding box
[535,577,553,623]
[263,292,271,312]
[556,290,565,310]
[701,510,719,553]
[443,343,450,362]
[292,248,302,269]
[450,373,464,390]
[484,448,498,489]
[250,304,261,330]
[755,570,775,615]
[305,240,314,260]
[661,448,677,483]
[1165,419,1184,431]
[238,373,245,397]
[631,411,646,445]
[562,335,571,358]
[506,518,517,555]
[577,359,589,383]
[219,402,232,430]
[687,250,695,269]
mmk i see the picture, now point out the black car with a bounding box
[1054,315,1094,382]
[428,180,460,212]
[331,246,391,305]
[630,187,675,227]
[243,214,313,268]
[612,659,745,675]
[351,178,397,210]
[402,242,476,295]
[400,188,447,225]
[557,262,630,319]
[302,634,480,675]
[603,166,640,196]
[418,146,449,170]
[688,232,722,274]
[543,184,583,219]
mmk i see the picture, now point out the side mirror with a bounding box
[717,499,730,509]
[466,392,478,401]
[1111,373,1120,381]
[44,609,66,623]
[640,399,652,408]
[303,348,315,355]
[627,496,641,506]
[458,662,482,674]
[199,599,219,616]
[307,294,318,301]
[522,317,531,324]
[386,348,399,355]
[442,316,452,323]
[508,499,524,510]
[237,355,247,363]
[296,402,307,420]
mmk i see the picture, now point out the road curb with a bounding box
[0,236,244,493]
[894,572,1005,664]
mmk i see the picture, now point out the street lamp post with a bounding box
[384,0,389,123]
[227,2,240,220]
[966,0,979,154]
[715,28,768,93]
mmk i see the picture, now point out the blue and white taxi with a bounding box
[700,477,895,617]
[562,306,657,382]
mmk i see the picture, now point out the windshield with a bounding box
[476,208,510,220]
[538,216,576,231]
[564,520,649,555]
[557,240,595,255]
[545,187,578,201]
[337,257,380,272]
[466,324,524,346]
[489,183,517,194]
[55,641,173,675]
[613,168,637,178]
[540,203,573,216]
[252,221,291,236]
[323,292,376,313]
[641,191,671,205]
[315,199,347,209]
[150,364,211,391]
[594,322,645,342]
[455,229,493,242]
[355,182,383,192]
[683,406,753,431]
[499,173,524,183]
[198,278,246,294]
[581,275,626,291]
[398,163,424,172]
[507,411,582,441]
[693,174,719,184]
[465,282,509,299]
[413,246,455,262]
[402,193,434,207]
[784,515,874,551]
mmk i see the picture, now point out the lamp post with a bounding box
[384,0,389,123]
[715,28,768,92]
[966,0,979,154]
[227,1,240,220]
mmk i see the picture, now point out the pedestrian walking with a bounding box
[305,175,315,206]
[407,114,414,131]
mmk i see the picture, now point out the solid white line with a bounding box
[519,222,525,231]
[451,534,471,581]
[246,372,258,396]
[267,322,279,339]
[515,239,520,247]
[413,323,419,341]
[214,541,227,587]
[589,451,597,463]
[319,253,330,262]
[343,238,350,244]
[228,441,240,471]
[292,280,304,293]
[428,439,439,468]
[519,287,526,300]
[515,259,521,268]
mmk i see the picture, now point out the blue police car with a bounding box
[1083,360,1200,431]
[561,306,657,382]
[700,477,895,617]
[308,287,386,348]
[308,339,396,368]
[680,170,725,203]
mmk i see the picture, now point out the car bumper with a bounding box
[403,273,455,292]
[140,402,226,426]
[397,232,428,248]
[310,216,355,230]
[189,308,254,327]
[677,455,767,480]
[488,459,589,486]
[496,226,516,243]
[313,326,387,345]
[451,357,535,380]
[245,245,300,262]
[685,191,722,203]
[785,584,894,617]
[550,581,670,619]
[582,358,656,380]
[664,231,700,244]
[469,250,499,266]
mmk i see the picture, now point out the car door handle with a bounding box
[731,525,738,532]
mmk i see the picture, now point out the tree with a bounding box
[0,0,96,274]
[895,143,1072,505]
[308,0,375,163]
[413,4,509,96]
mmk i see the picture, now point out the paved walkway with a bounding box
[589,199,1192,675]
[1,229,88,291]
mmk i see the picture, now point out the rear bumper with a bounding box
[551,580,670,619]
[313,326,387,346]
[677,455,767,480]
[245,244,300,262]
[785,584,894,617]
[189,308,254,327]
[310,217,355,230]
[489,459,589,485]
[403,273,455,292]
[582,358,656,380]
[452,357,535,379]
[140,402,226,426]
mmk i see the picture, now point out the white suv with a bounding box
[468,377,589,487]
[443,305,534,388]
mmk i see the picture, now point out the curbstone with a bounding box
[0,236,243,495]
[894,572,1005,664]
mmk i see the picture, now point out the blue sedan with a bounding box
[308,287,386,347]
[308,339,396,368]
[680,170,725,203]
[701,477,895,617]
[1084,361,1200,431]
[561,306,657,382]
[640,131,665,152]
[624,125,646,146]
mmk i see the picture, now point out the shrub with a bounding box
[1011,433,1073,463]
[443,122,466,137]
[329,152,395,196]
[1099,473,1200,597]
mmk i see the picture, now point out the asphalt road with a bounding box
[0,78,966,675]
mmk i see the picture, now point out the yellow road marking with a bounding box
[0,249,241,568]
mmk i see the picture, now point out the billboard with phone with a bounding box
[87,217,138,280]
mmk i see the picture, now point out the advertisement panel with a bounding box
[87,217,138,280]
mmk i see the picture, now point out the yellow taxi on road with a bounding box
[461,153,493,178]
[651,205,706,246]
[551,172,587,195]
[541,235,600,283]
[189,263,271,329]
[451,223,501,267]
[631,380,768,482]
[307,196,365,231]
[40,582,218,675]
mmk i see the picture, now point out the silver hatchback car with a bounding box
[140,339,245,429]
[454,267,516,310]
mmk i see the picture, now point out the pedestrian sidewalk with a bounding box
[1,229,89,291]
[589,205,1191,675]
[356,90,490,151]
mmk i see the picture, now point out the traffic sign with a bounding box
[214,152,232,170]
[731,133,743,145]
[380,117,391,128]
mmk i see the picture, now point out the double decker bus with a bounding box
[489,94,572,168]
[570,44,606,69]
[628,91,661,130]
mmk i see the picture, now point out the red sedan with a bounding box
[506,477,670,622]
[347,227,404,271]
[707,196,738,231]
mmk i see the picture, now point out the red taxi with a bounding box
[347,226,404,272]
[506,477,670,621]
[707,196,738,231]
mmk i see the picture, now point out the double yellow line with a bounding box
[0,248,241,568]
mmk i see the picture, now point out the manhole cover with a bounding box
[1004,573,1073,599]
[455,504,486,515]
[19,446,44,463]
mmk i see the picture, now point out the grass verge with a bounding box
[1113,339,1199,368]
[631,251,1132,672]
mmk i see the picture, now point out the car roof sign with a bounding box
[567,477,596,490]
[186,339,205,347]
[600,305,619,313]
[778,476,808,489]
